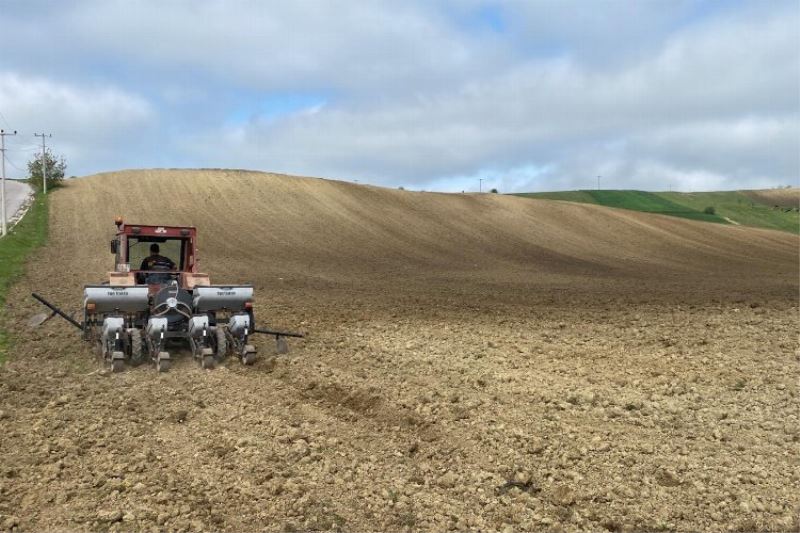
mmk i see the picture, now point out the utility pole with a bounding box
[597,175,601,190]
[479,178,484,193]
[34,133,52,195]
[0,129,17,237]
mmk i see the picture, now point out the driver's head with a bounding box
[150,243,160,256]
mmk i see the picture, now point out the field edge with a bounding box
[0,193,49,363]
[513,189,799,233]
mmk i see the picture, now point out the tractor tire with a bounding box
[215,327,228,358]
[129,329,143,366]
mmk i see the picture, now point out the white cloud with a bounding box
[0,72,154,177]
[177,4,798,191]
[0,1,797,190]
[1,1,507,94]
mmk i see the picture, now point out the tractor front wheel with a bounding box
[129,329,143,366]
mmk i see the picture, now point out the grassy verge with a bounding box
[0,193,48,363]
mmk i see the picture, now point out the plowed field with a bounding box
[1,169,798,532]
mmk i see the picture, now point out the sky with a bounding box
[0,0,798,193]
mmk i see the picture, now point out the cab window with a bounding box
[128,237,185,270]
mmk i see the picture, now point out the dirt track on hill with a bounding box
[1,170,798,532]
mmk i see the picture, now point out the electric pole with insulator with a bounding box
[0,128,18,237]
[34,133,52,195]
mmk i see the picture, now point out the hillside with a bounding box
[515,189,799,233]
[25,170,799,296]
[1,169,798,532]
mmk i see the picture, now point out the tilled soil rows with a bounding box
[1,170,798,532]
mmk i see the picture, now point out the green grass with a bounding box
[657,191,799,234]
[514,190,599,204]
[514,189,727,223]
[515,189,799,233]
[586,190,727,222]
[0,194,49,363]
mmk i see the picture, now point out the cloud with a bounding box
[0,1,797,191]
[178,3,798,191]
[1,1,507,94]
[0,72,154,177]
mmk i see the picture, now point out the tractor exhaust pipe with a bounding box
[31,293,83,330]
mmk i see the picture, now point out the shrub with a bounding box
[27,149,66,191]
[703,206,716,215]
[490,188,499,194]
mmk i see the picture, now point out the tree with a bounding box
[490,188,499,194]
[27,149,66,191]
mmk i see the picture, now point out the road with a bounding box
[1,178,32,229]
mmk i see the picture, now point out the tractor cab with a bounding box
[109,217,210,290]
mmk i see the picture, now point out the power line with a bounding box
[5,154,23,171]
[7,144,40,153]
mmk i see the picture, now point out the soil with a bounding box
[0,170,798,532]
[742,188,800,209]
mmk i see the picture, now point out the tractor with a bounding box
[32,217,303,372]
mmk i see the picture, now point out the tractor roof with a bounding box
[115,218,196,237]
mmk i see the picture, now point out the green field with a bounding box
[658,191,798,233]
[515,189,799,233]
[0,194,48,362]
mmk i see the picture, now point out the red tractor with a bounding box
[33,217,303,372]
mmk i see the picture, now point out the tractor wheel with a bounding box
[129,329,143,366]
[111,359,125,373]
[215,328,228,358]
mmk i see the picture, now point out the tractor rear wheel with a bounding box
[215,327,228,358]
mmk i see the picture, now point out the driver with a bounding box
[140,243,176,272]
